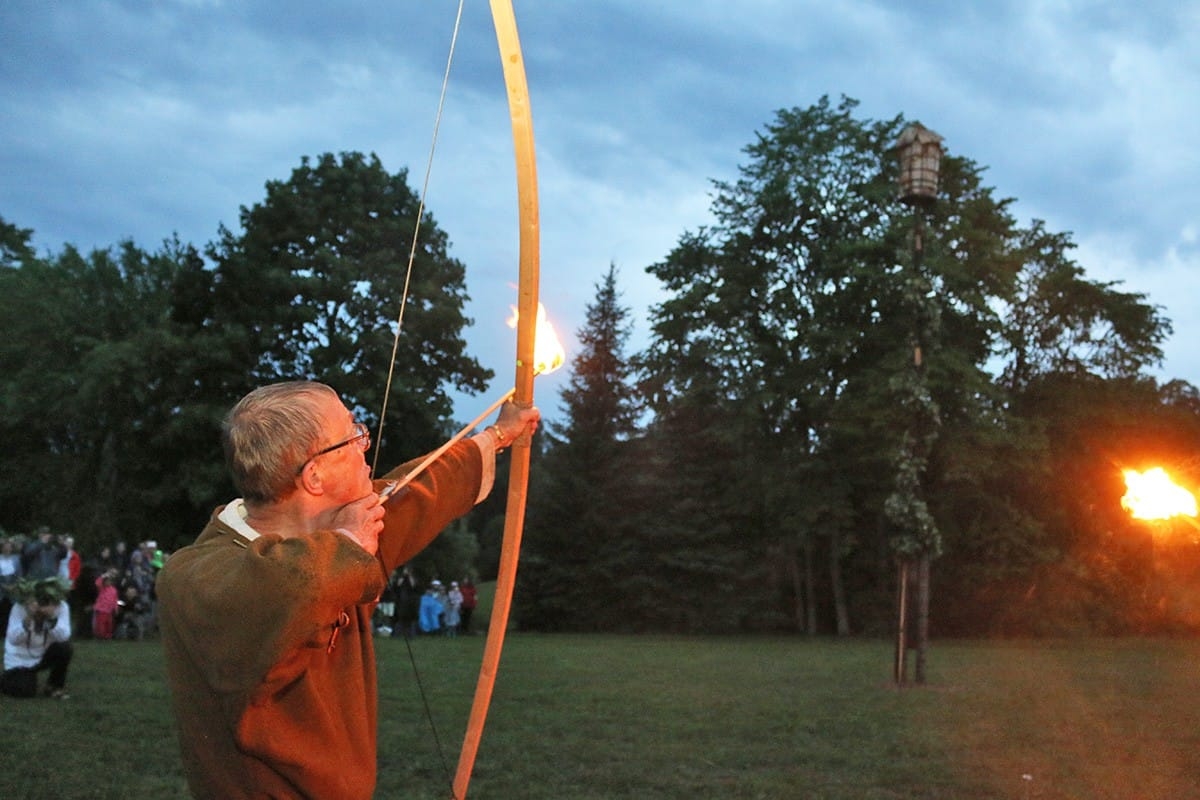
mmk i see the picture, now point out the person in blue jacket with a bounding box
[419,581,444,634]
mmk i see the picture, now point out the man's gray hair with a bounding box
[223,381,337,503]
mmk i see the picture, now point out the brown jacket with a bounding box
[158,440,486,799]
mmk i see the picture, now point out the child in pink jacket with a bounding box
[92,570,119,640]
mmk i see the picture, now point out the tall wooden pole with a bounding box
[894,559,909,685]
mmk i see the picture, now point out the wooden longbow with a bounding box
[451,2,540,798]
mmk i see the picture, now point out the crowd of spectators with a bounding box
[3,528,483,646]
[0,528,163,644]
[2,525,480,699]
[2,528,166,699]
[374,566,478,638]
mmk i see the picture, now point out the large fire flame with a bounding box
[507,303,566,376]
[1121,468,1198,521]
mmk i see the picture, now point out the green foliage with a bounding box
[884,434,941,558]
[7,576,71,604]
[0,153,491,554]
[0,215,35,268]
[626,94,1180,636]
[518,266,655,631]
[403,517,479,586]
[555,264,641,445]
[205,151,491,463]
[0,235,227,549]
[999,221,1169,390]
[884,361,943,557]
[937,374,1200,636]
[0,94,1190,638]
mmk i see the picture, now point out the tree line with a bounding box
[518,97,1200,637]
[4,98,1199,636]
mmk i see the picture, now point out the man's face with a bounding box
[309,394,374,503]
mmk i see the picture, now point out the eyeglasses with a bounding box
[296,422,371,475]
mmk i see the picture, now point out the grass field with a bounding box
[2,634,1198,799]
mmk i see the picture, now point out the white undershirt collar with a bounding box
[218,499,261,542]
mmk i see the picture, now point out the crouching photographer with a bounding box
[2,576,73,699]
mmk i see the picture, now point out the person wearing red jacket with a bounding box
[459,577,478,634]
[59,537,82,588]
[92,570,120,640]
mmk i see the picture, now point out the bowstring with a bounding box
[372,2,466,795]
[372,0,466,479]
[402,628,456,795]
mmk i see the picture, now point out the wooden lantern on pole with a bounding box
[896,122,944,207]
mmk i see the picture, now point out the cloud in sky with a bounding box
[2,0,1197,422]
